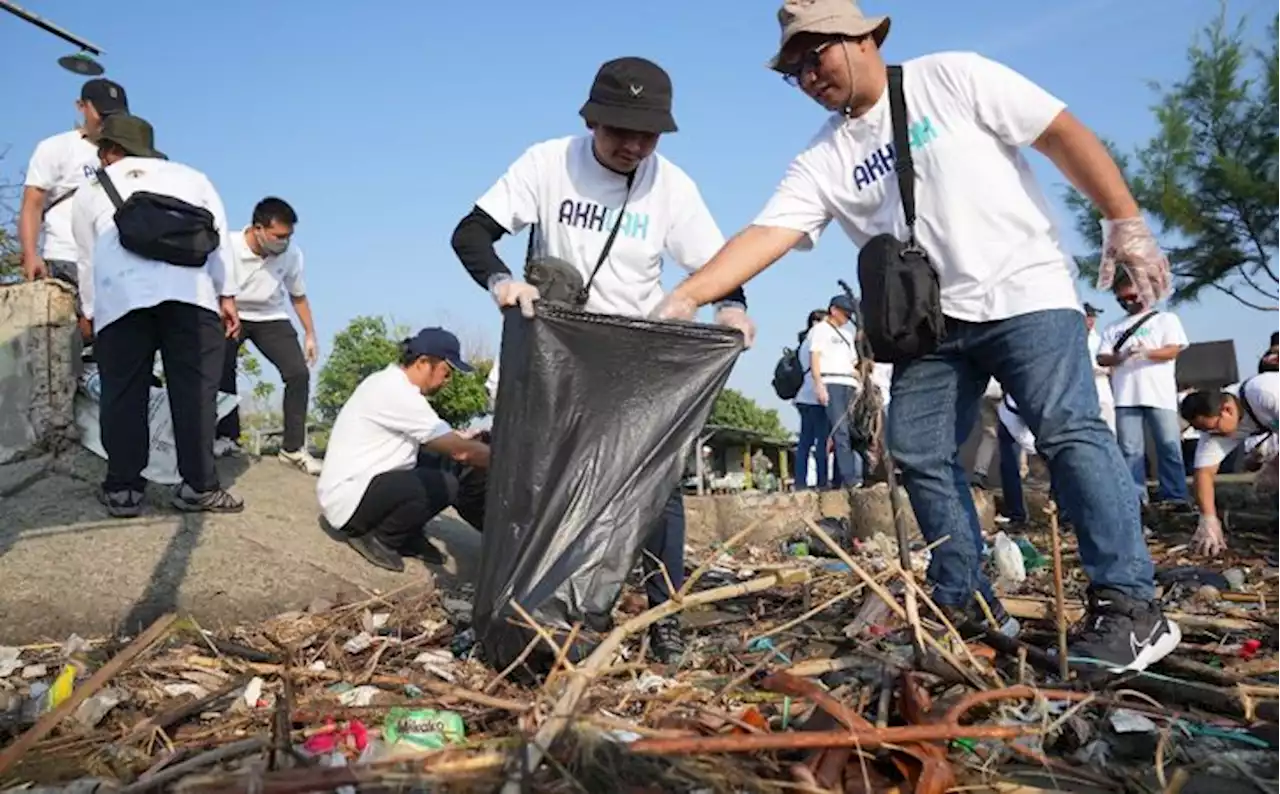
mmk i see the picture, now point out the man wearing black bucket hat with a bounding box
[450,56,755,663]
[72,113,244,518]
[653,0,1180,674]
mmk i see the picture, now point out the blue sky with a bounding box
[4,0,1276,430]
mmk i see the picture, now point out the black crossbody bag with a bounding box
[857,65,945,364]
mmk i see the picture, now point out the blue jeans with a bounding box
[1114,406,1189,503]
[997,421,1027,522]
[886,309,1154,605]
[643,491,686,607]
[795,402,830,489]
[824,383,864,487]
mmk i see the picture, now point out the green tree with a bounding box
[709,388,790,440]
[1,147,22,283]
[1064,7,1278,310]
[315,315,493,429]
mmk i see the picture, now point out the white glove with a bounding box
[1191,514,1225,557]
[713,304,756,348]
[1096,218,1172,308]
[489,276,539,319]
[649,292,698,322]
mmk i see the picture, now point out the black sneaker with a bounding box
[970,473,990,490]
[648,616,686,665]
[98,487,144,518]
[172,483,244,514]
[347,533,405,573]
[938,597,1021,640]
[1068,588,1181,673]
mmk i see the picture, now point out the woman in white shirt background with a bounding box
[793,309,829,489]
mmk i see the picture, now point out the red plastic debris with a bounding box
[1239,639,1262,660]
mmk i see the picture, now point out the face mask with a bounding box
[256,229,289,256]
[1117,297,1142,315]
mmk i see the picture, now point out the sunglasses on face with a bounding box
[780,39,840,86]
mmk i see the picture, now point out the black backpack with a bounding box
[96,167,220,268]
[857,64,945,363]
[772,347,807,400]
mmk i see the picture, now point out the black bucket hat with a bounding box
[97,114,165,159]
[579,57,677,134]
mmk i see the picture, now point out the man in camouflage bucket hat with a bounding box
[653,0,1181,674]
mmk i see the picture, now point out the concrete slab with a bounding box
[0,281,79,464]
[0,452,483,644]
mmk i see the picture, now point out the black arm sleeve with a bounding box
[719,285,748,309]
[451,206,513,289]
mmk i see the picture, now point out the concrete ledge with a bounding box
[0,281,78,464]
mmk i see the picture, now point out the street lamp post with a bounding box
[0,0,105,74]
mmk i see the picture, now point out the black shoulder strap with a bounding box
[1237,377,1268,435]
[94,168,126,210]
[42,187,78,218]
[886,65,917,240]
[1113,310,1160,353]
[578,169,637,304]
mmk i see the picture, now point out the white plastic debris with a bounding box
[628,672,674,695]
[74,687,126,728]
[337,685,383,707]
[414,649,454,667]
[61,634,91,657]
[992,532,1027,584]
[361,610,391,633]
[343,632,375,655]
[243,676,265,708]
[0,647,21,678]
[20,664,46,680]
[1109,708,1159,734]
[164,683,209,699]
[308,660,327,672]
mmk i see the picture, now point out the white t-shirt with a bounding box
[1087,328,1115,406]
[872,362,894,406]
[753,52,1079,323]
[24,130,101,263]
[794,335,820,405]
[997,395,1037,456]
[230,230,307,322]
[475,135,726,318]
[1192,373,1279,470]
[807,321,858,387]
[71,157,236,332]
[317,365,453,528]
[1099,311,1188,410]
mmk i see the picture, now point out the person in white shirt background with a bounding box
[449,57,755,664]
[1084,302,1116,433]
[215,197,323,475]
[969,378,1004,489]
[1178,372,1279,557]
[1097,272,1190,507]
[652,0,1179,672]
[317,329,491,573]
[808,295,865,487]
[71,114,243,518]
[20,79,130,341]
[793,308,830,489]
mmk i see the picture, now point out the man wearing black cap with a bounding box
[449,56,755,663]
[20,79,129,293]
[72,114,243,517]
[807,294,865,486]
[318,328,491,572]
[1084,302,1116,433]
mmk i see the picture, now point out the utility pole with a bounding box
[0,0,105,74]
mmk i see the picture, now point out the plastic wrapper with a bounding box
[474,306,743,669]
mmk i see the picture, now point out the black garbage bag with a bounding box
[474,305,743,669]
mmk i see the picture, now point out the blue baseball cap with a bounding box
[829,294,857,314]
[405,327,473,373]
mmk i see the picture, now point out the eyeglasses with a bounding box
[780,39,840,87]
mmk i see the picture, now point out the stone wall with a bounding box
[0,281,78,464]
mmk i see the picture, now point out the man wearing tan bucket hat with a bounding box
[653,0,1180,674]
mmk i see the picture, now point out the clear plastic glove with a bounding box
[1096,218,1172,307]
[1191,514,1225,557]
[1254,452,1279,498]
[489,276,539,319]
[649,292,698,322]
[713,304,756,348]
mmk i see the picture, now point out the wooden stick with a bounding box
[502,568,809,793]
[678,518,766,596]
[802,517,986,689]
[509,600,577,672]
[1048,501,1070,680]
[750,585,862,644]
[0,613,177,776]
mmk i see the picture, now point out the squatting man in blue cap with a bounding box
[317,328,491,572]
[653,0,1181,673]
[450,56,756,663]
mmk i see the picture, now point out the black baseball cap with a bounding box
[80,78,128,116]
[405,328,473,373]
[579,57,677,134]
[1083,302,1104,317]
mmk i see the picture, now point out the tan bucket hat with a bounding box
[767,0,891,72]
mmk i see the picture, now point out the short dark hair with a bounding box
[398,339,445,369]
[252,197,298,228]
[1112,268,1134,292]
[1270,331,1278,347]
[1180,389,1229,423]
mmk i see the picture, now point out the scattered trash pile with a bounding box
[0,512,1276,792]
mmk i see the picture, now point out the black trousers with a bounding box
[340,452,487,550]
[217,319,309,452]
[642,491,687,607]
[94,301,225,492]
